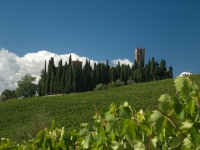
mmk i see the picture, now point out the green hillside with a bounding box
[1,74,200,139]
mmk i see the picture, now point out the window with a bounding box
[138,51,142,57]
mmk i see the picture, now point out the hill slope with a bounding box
[0,74,200,139]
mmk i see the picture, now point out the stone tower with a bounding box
[135,47,145,66]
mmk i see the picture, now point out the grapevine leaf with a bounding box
[0,144,8,149]
[111,141,121,150]
[36,130,45,148]
[158,94,172,113]
[185,97,195,117]
[124,119,136,142]
[183,136,193,149]
[163,118,176,137]
[98,122,105,136]
[173,97,185,120]
[105,114,116,122]
[119,106,132,119]
[113,120,121,136]
[101,107,110,118]
[175,76,185,93]
[141,109,152,134]
[109,103,116,113]
[137,109,145,123]
[81,123,89,127]
[80,128,90,136]
[182,79,191,97]
[151,137,158,149]
[123,101,130,107]
[81,134,91,149]
[93,121,101,130]
[151,110,165,134]
[189,126,200,147]
[179,121,193,133]
[106,114,117,132]
[134,140,146,150]
[120,119,130,135]
[170,135,184,149]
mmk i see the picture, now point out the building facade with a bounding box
[72,60,82,68]
[135,47,145,66]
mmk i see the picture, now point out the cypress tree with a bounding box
[105,59,110,84]
[159,60,167,79]
[150,57,155,80]
[50,71,55,94]
[168,66,173,78]
[134,59,138,70]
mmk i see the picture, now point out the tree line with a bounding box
[0,75,37,101]
[37,56,173,96]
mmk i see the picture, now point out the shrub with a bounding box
[0,95,7,102]
[107,82,117,88]
[127,79,135,85]
[93,83,107,91]
[115,78,124,86]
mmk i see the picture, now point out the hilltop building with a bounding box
[180,72,193,77]
[135,47,145,66]
[72,60,82,68]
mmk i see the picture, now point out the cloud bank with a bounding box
[111,59,133,66]
[0,48,133,95]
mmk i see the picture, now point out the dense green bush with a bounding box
[93,83,107,91]
[0,95,7,102]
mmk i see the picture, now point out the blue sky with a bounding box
[0,0,200,91]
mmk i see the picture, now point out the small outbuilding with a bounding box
[180,72,193,77]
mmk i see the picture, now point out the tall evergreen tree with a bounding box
[105,59,110,84]
[168,66,173,78]
[159,60,167,79]
[150,57,155,80]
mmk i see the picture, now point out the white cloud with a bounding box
[111,59,133,66]
[0,48,100,95]
[0,48,133,95]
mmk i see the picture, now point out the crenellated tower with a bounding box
[135,47,145,66]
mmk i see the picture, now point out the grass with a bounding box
[0,74,200,140]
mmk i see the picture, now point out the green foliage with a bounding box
[115,78,124,86]
[1,75,200,149]
[39,57,173,96]
[16,74,37,98]
[10,107,52,143]
[127,79,135,85]
[0,75,178,140]
[0,89,16,101]
[0,95,7,102]
[93,83,107,91]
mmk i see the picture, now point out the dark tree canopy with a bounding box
[38,56,173,96]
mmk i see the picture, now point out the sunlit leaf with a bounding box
[183,136,193,149]
[185,97,195,117]
[179,121,193,133]
[133,140,146,150]
[111,141,121,150]
[175,76,185,93]
[158,94,172,113]
[151,110,165,134]
[80,128,90,136]
[81,134,91,149]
